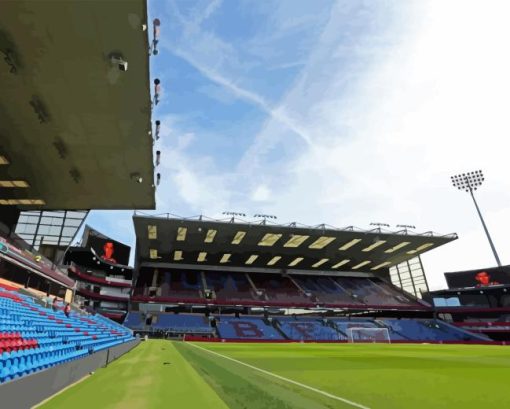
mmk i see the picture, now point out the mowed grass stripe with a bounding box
[183,341,370,409]
[197,342,510,409]
[39,340,228,409]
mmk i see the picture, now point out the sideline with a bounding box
[186,342,371,409]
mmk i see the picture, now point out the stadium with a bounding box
[1,1,510,408]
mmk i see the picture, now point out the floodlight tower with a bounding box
[451,170,501,266]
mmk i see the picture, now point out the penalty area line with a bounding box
[186,342,371,409]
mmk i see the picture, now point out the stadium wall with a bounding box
[0,339,140,409]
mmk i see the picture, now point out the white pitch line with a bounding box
[186,342,371,409]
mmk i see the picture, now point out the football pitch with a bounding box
[39,340,510,409]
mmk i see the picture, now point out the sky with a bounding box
[84,0,510,291]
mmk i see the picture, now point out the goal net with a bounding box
[347,327,391,343]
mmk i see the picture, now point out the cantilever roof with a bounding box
[0,0,155,209]
[133,214,457,273]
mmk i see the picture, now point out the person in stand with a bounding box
[64,303,71,318]
[52,297,58,312]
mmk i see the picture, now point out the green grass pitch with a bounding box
[39,340,510,409]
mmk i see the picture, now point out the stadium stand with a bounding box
[205,271,257,302]
[152,314,213,334]
[249,273,308,304]
[377,318,488,342]
[330,318,382,335]
[276,316,345,341]
[166,271,203,298]
[216,316,284,340]
[123,312,144,331]
[0,286,133,383]
[333,277,416,306]
[132,271,424,309]
[293,275,357,304]
[125,311,488,343]
[134,270,204,300]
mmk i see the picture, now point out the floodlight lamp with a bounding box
[130,172,143,184]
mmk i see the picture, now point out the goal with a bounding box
[347,327,391,343]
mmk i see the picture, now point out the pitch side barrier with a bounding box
[183,336,508,345]
[0,339,140,409]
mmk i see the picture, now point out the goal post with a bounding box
[347,327,391,343]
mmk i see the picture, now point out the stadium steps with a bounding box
[268,318,290,340]
[432,319,491,341]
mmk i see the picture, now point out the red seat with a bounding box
[0,283,18,291]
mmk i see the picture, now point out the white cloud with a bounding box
[147,0,510,292]
[193,0,222,26]
[154,116,233,215]
[251,185,271,202]
[232,0,510,289]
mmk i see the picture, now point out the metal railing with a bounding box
[132,211,457,239]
